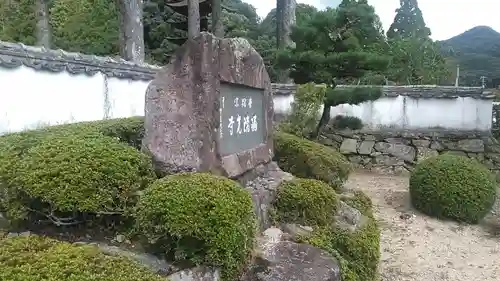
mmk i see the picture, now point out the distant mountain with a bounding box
[439,26,500,87]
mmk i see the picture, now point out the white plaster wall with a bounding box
[273,93,493,130]
[0,66,149,134]
[0,66,493,134]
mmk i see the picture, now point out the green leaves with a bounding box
[134,172,256,281]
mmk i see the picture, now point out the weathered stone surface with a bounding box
[168,267,220,281]
[340,138,357,153]
[334,201,368,232]
[412,139,430,147]
[237,162,294,230]
[143,32,273,178]
[374,142,416,162]
[244,228,341,281]
[416,147,438,162]
[281,224,314,241]
[457,139,484,152]
[430,141,444,150]
[71,242,175,276]
[374,155,404,166]
[318,130,500,176]
[358,140,375,155]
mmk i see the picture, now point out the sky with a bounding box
[243,0,500,40]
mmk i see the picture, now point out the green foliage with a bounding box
[325,86,382,107]
[274,131,352,187]
[280,83,326,137]
[276,184,380,281]
[304,216,380,281]
[409,154,497,223]
[0,133,155,224]
[387,38,451,85]
[50,0,119,55]
[0,235,167,281]
[386,0,431,39]
[331,115,363,130]
[276,7,389,85]
[274,178,338,226]
[0,0,36,45]
[134,172,256,281]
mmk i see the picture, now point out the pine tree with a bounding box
[386,0,430,39]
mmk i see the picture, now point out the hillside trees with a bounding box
[385,0,450,84]
[276,6,389,136]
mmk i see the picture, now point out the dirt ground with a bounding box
[345,172,500,281]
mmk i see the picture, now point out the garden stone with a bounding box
[340,138,357,154]
[334,201,368,232]
[243,228,341,281]
[167,266,220,281]
[374,142,416,162]
[358,140,375,155]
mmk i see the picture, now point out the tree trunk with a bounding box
[35,0,51,48]
[276,0,296,83]
[211,0,223,37]
[187,0,200,39]
[117,0,145,63]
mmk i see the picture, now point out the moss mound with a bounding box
[0,133,155,223]
[274,131,352,188]
[409,153,496,223]
[275,184,379,281]
[274,178,338,226]
[135,172,256,281]
[0,235,166,281]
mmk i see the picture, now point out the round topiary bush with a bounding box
[134,172,256,281]
[274,131,352,188]
[274,178,338,226]
[0,133,156,223]
[409,153,496,223]
[0,234,167,281]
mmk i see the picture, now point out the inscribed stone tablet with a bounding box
[219,83,265,155]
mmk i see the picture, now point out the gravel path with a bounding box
[345,172,500,281]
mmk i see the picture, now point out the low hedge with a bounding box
[135,172,256,281]
[0,133,155,224]
[0,234,166,281]
[300,191,380,281]
[274,131,352,188]
[409,153,496,223]
[274,178,338,226]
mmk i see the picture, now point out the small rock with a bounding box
[115,234,126,243]
[334,201,368,232]
[340,138,358,154]
[167,266,220,281]
[281,224,314,241]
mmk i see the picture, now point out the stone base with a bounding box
[236,162,294,230]
[318,128,500,179]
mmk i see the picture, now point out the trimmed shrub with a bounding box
[274,178,338,226]
[135,172,256,281]
[409,153,496,223]
[0,133,155,224]
[331,115,363,130]
[274,131,352,188]
[0,234,166,281]
[300,191,380,281]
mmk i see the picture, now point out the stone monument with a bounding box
[143,32,273,178]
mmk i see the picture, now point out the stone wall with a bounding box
[318,128,500,179]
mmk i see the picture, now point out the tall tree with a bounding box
[35,0,51,48]
[386,0,430,39]
[276,0,296,83]
[212,0,223,37]
[187,0,200,39]
[116,0,145,63]
[277,8,389,136]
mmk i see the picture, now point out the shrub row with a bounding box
[0,117,256,281]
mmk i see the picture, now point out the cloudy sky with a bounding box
[243,0,499,40]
